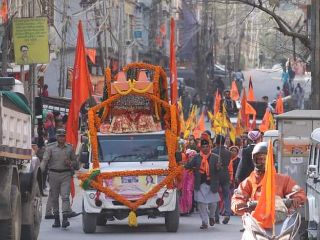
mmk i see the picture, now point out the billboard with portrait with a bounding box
[13,17,49,65]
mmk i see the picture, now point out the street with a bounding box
[39,182,243,240]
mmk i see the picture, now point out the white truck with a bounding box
[80,131,179,233]
[0,77,42,240]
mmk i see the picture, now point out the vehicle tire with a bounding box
[97,214,106,226]
[165,194,179,232]
[82,201,97,233]
[0,186,22,240]
[21,181,42,240]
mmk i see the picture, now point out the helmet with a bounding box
[252,142,268,173]
[248,130,261,141]
[252,142,268,159]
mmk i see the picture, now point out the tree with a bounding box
[228,0,311,50]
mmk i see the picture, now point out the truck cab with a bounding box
[82,131,178,232]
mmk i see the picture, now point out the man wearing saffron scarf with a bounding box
[185,133,220,229]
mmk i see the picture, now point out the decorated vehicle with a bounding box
[78,63,182,233]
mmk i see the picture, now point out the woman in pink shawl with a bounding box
[179,149,197,215]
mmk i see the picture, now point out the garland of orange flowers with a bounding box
[79,63,182,218]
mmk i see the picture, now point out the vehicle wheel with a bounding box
[0,186,22,240]
[21,181,42,240]
[165,194,179,232]
[82,201,97,233]
[97,214,106,226]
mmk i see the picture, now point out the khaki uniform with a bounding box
[42,143,77,215]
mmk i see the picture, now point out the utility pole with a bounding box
[1,18,9,77]
[311,0,320,109]
[94,2,106,75]
[58,0,68,97]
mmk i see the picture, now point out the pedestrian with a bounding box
[262,96,275,113]
[41,129,79,228]
[44,112,56,143]
[179,149,197,215]
[258,51,265,68]
[212,135,232,224]
[275,86,283,100]
[182,93,191,120]
[192,93,201,113]
[281,66,290,96]
[293,83,304,109]
[40,84,49,97]
[228,146,241,190]
[220,89,238,117]
[205,92,214,122]
[234,69,245,94]
[184,133,220,229]
[235,130,261,184]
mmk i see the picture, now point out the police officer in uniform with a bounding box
[41,129,78,228]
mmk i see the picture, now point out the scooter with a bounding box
[240,198,302,240]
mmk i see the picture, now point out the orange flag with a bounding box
[170,18,178,104]
[85,48,96,64]
[1,0,8,23]
[245,102,256,115]
[231,80,240,101]
[193,112,205,139]
[275,96,284,114]
[252,140,276,229]
[214,90,221,115]
[66,21,93,149]
[247,77,255,101]
[236,89,249,135]
[259,109,271,132]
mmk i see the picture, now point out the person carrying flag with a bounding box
[231,142,306,218]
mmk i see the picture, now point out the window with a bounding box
[97,134,168,162]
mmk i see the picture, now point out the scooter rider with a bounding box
[231,142,306,216]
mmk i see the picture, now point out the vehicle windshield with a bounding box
[97,134,168,162]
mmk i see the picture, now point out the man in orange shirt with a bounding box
[231,142,306,216]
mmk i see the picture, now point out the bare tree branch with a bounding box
[228,0,311,49]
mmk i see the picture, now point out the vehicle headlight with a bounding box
[278,234,291,240]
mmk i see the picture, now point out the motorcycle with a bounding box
[240,196,302,240]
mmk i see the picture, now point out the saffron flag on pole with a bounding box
[66,21,93,149]
[170,18,178,104]
[231,80,240,101]
[214,90,221,115]
[252,140,276,229]
[247,77,255,101]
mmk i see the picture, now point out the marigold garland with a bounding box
[79,63,182,225]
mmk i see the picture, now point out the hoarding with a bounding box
[13,17,49,65]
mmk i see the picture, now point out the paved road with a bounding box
[39,182,243,240]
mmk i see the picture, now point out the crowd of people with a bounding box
[176,128,306,230]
